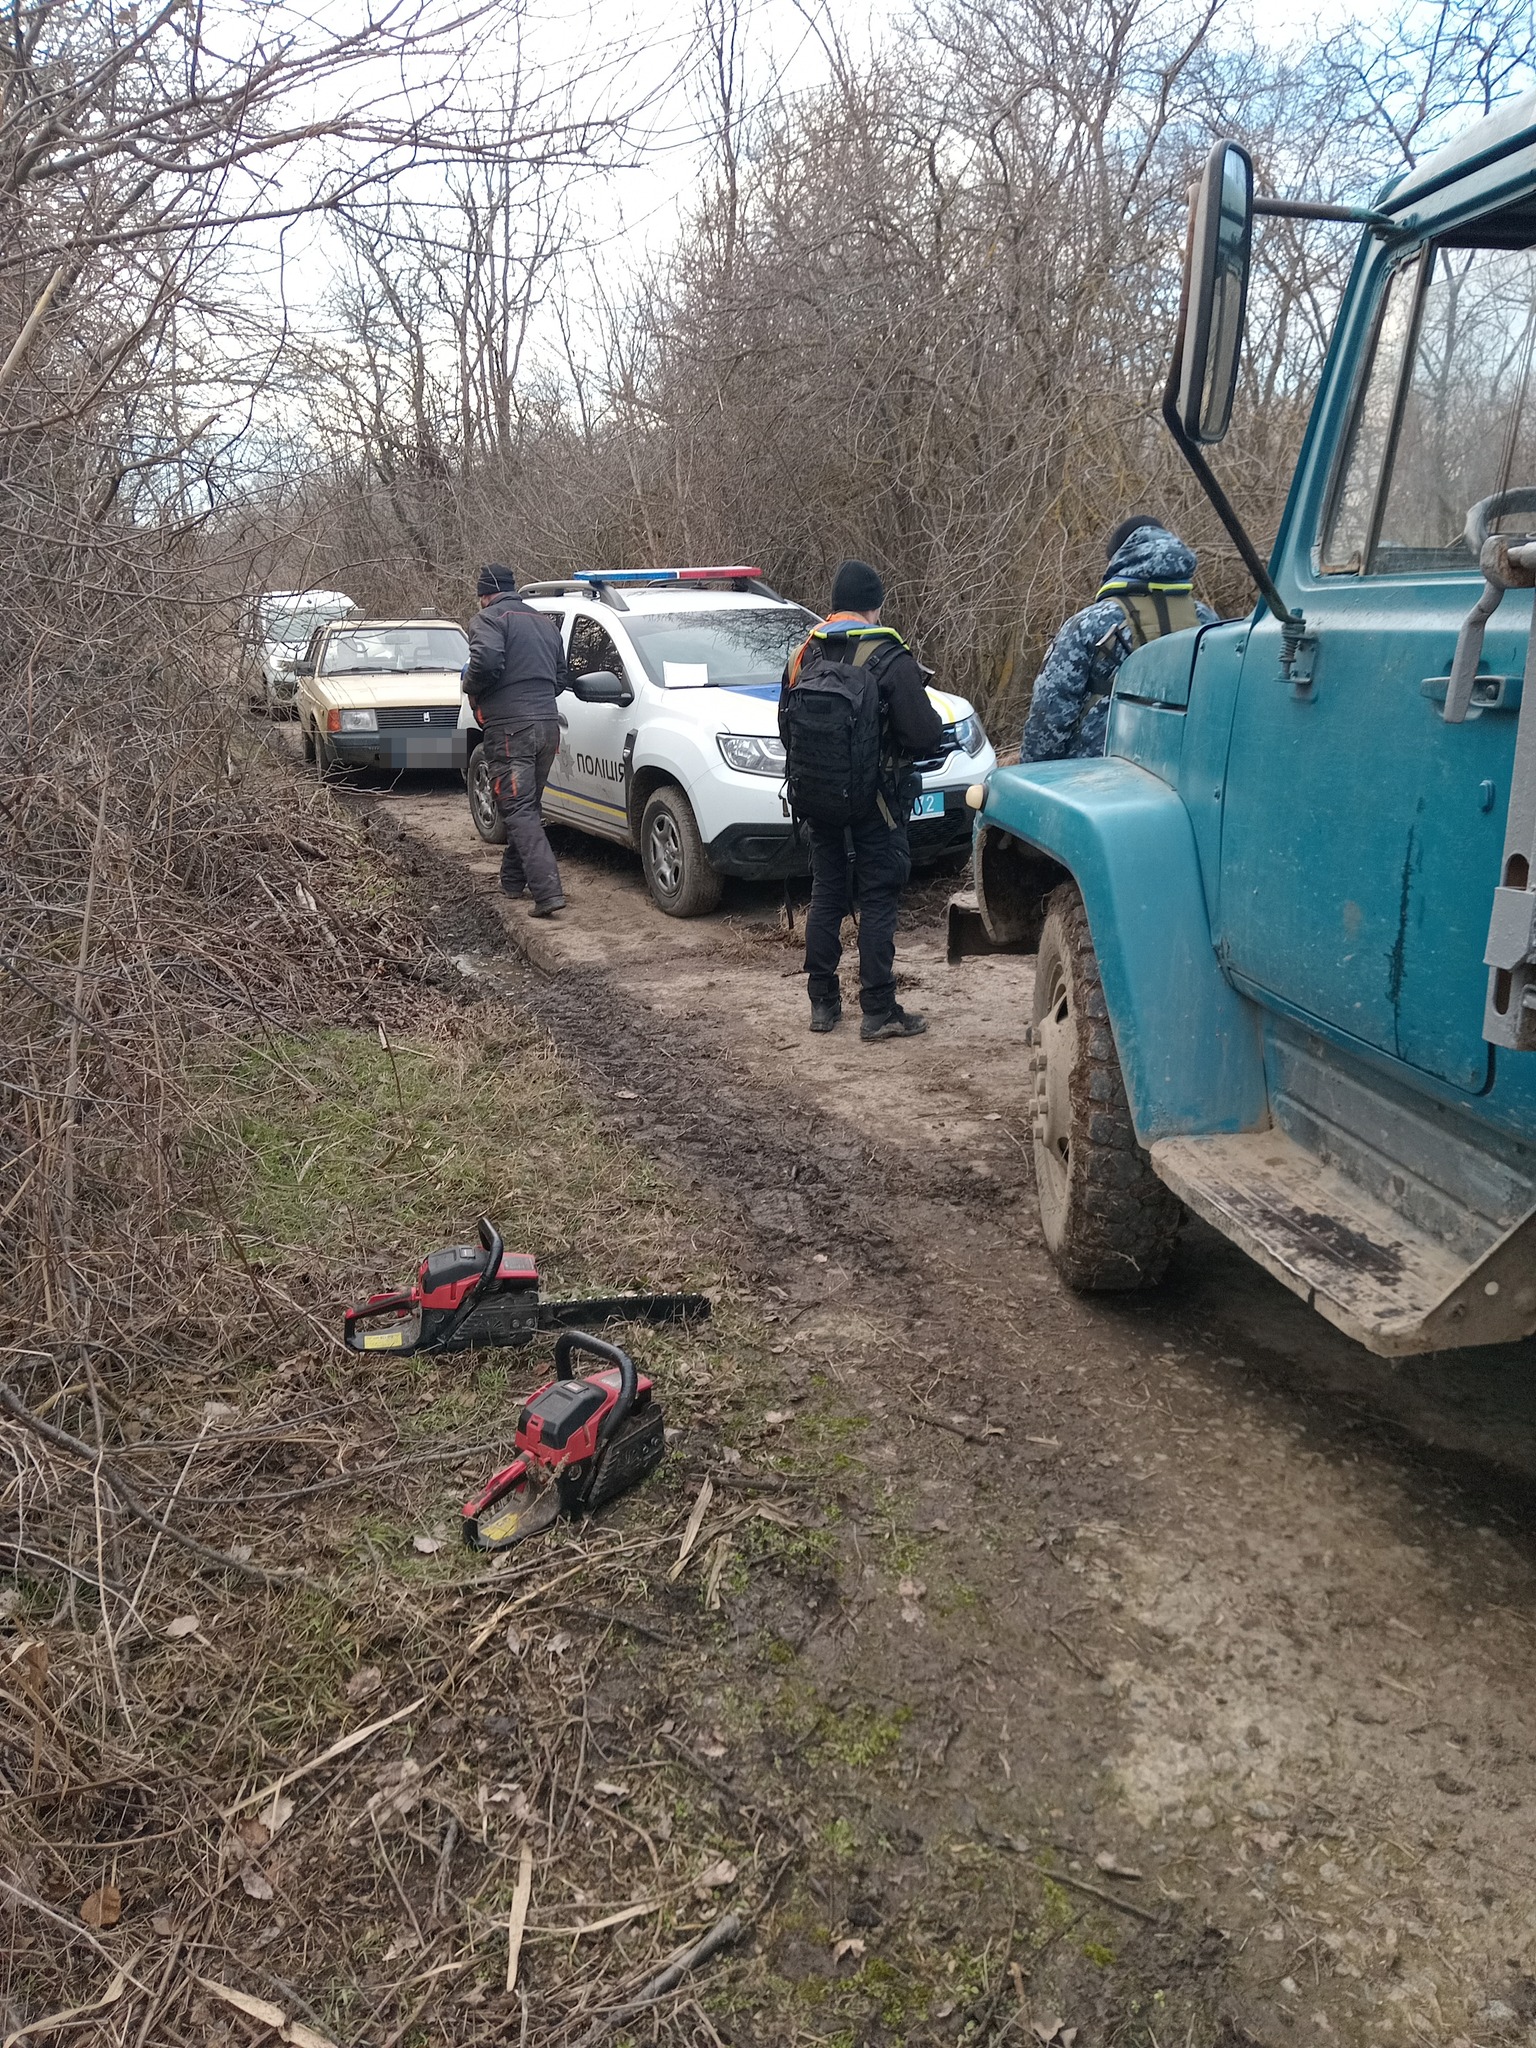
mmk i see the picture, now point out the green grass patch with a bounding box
[187,1022,681,1295]
[823,1815,859,1860]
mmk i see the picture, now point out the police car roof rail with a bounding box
[520,568,789,611]
[571,565,785,602]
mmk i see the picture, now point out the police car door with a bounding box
[550,612,635,841]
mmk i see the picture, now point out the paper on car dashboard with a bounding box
[662,661,711,688]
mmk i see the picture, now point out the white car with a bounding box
[456,566,996,916]
[245,588,357,716]
[295,616,470,778]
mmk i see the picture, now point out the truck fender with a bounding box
[978,758,1268,1141]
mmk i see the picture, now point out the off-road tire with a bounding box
[639,785,723,918]
[302,720,316,766]
[466,743,508,845]
[312,723,336,783]
[1030,882,1181,1291]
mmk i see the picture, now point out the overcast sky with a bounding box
[268,0,1374,308]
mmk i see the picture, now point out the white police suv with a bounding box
[456,566,996,917]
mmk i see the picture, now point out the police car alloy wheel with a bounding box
[467,745,508,846]
[639,786,722,918]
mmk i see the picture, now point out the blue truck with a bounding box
[965,95,1536,1356]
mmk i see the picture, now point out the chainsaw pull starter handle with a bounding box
[553,1329,637,1446]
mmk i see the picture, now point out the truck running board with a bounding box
[1149,1130,1536,1356]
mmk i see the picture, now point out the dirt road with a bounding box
[345,756,1536,2045]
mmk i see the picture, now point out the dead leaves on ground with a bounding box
[197,1976,338,2048]
[78,1884,120,1929]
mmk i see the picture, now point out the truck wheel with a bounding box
[640,786,723,918]
[467,744,508,845]
[1030,882,1181,1291]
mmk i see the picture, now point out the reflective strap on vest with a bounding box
[1105,582,1198,648]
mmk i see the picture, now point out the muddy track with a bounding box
[354,779,1536,2047]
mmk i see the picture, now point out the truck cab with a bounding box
[970,96,1536,1355]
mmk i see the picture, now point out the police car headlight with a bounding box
[338,708,377,732]
[717,733,786,776]
[953,715,987,757]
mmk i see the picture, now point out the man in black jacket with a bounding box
[781,560,943,1039]
[463,564,569,915]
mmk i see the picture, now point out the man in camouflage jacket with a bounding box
[1020,517,1218,763]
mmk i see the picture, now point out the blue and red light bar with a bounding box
[572,566,762,586]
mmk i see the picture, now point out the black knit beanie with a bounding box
[1104,516,1161,561]
[477,563,518,597]
[830,559,885,613]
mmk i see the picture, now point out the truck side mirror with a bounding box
[1174,140,1254,446]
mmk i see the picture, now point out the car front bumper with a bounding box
[705,792,976,878]
[325,731,460,772]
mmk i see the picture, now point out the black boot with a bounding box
[809,996,843,1033]
[860,1004,926,1041]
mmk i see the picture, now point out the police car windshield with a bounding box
[265,608,347,646]
[623,607,817,687]
[322,626,469,675]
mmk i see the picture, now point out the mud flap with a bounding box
[946,889,1032,965]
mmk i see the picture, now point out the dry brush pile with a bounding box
[0,618,817,2041]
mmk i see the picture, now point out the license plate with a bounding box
[911,792,945,819]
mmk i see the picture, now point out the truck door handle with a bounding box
[1421,674,1523,714]
[1444,534,1536,720]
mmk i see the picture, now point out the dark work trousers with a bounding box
[482,716,563,903]
[804,809,912,1017]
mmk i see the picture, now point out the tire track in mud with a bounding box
[373,796,1536,2046]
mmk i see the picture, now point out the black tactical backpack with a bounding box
[781,636,885,830]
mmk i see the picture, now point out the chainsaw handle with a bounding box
[342,1290,414,1350]
[553,1330,637,1445]
[476,1216,503,1276]
[434,1217,504,1352]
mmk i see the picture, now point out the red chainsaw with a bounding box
[462,1330,665,1550]
[343,1217,708,1358]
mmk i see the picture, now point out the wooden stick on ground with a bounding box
[505,1844,534,1994]
[1033,1864,1160,1925]
[668,1477,713,1580]
[222,1697,425,1820]
[573,1913,743,2047]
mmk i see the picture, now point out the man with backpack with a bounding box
[780,559,944,1039]
[1020,516,1218,762]
[463,563,570,915]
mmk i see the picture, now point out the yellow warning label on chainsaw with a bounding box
[361,1330,406,1349]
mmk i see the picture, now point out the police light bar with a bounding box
[573,566,762,586]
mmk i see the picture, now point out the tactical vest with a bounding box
[1097,579,1199,647]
